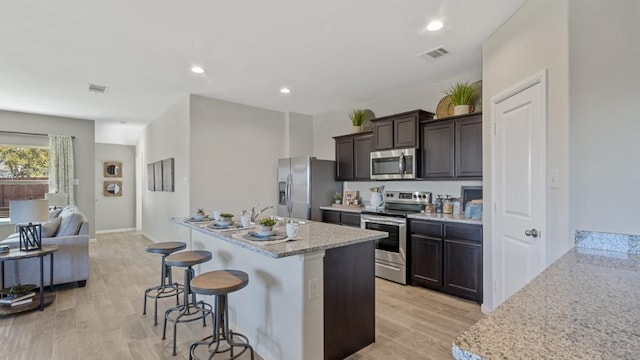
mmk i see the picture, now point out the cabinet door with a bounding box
[353,134,372,180]
[421,122,455,178]
[372,120,393,150]
[340,212,361,228]
[322,210,341,225]
[455,115,483,178]
[411,235,443,289]
[335,137,354,180]
[444,239,482,302]
[394,115,417,148]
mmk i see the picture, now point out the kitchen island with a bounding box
[452,230,640,359]
[171,218,387,360]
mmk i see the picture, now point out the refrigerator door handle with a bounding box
[286,174,292,216]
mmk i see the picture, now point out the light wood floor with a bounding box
[0,232,483,360]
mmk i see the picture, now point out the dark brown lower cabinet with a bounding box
[444,239,482,301]
[410,219,482,303]
[411,234,442,288]
[321,210,361,228]
[324,241,375,360]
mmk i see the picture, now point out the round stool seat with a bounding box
[145,241,187,255]
[191,270,249,296]
[166,250,212,268]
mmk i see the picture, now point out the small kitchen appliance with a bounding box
[361,190,431,285]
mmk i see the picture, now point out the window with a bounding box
[0,145,49,219]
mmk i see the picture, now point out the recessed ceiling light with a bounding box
[426,20,444,32]
[191,66,205,74]
[280,88,291,94]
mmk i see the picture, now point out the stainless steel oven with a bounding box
[370,148,418,180]
[361,214,407,284]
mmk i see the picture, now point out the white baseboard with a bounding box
[141,231,160,243]
[481,303,493,315]
[96,228,136,235]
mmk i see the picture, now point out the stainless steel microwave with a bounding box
[370,148,418,180]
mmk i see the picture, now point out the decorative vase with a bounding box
[351,125,362,133]
[334,199,342,204]
[453,105,470,115]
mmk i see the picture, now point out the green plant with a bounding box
[9,284,29,295]
[196,208,205,215]
[349,109,367,126]
[444,82,477,106]
[259,217,278,227]
[220,212,234,218]
[333,192,343,201]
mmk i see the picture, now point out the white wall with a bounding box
[189,95,286,217]
[482,0,570,311]
[95,143,136,232]
[0,110,96,238]
[287,112,314,158]
[136,95,190,243]
[312,69,481,160]
[569,0,640,236]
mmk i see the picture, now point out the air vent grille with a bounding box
[88,83,108,93]
[417,46,451,62]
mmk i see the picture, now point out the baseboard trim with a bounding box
[96,228,136,235]
[141,232,160,243]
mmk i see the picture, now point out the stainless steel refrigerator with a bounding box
[277,157,342,221]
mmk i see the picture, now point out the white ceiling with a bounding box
[0,0,525,145]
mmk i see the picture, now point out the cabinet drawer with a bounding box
[341,212,361,227]
[410,220,443,238]
[444,224,482,242]
[322,210,341,225]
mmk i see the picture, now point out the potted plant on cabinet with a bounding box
[349,109,367,133]
[333,192,343,205]
[445,82,477,115]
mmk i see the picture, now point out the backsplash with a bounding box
[344,180,482,205]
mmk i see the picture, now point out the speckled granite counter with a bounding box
[171,217,386,258]
[407,212,482,225]
[319,205,364,213]
[452,230,640,359]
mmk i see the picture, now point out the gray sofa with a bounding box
[1,205,89,288]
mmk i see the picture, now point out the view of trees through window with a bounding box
[0,146,49,178]
[0,145,50,218]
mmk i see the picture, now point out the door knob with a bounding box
[525,229,539,238]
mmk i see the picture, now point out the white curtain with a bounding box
[48,134,74,205]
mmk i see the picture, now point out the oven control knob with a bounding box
[421,194,427,199]
[413,194,417,199]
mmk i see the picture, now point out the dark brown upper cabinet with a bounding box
[371,110,434,151]
[333,132,373,181]
[421,112,482,180]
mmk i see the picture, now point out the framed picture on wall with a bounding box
[104,181,122,197]
[147,163,155,191]
[162,158,174,192]
[103,161,122,178]
[153,161,163,191]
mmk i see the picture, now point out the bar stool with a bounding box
[143,241,187,326]
[189,270,254,360]
[163,250,213,356]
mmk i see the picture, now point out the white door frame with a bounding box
[490,69,548,306]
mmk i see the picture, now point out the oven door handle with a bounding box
[362,218,406,226]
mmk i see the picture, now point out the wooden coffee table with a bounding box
[0,245,59,314]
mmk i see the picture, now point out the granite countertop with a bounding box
[319,205,364,213]
[320,205,483,225]
[407,212,482,225]
[171,217,386,259]
[452,230,640,359]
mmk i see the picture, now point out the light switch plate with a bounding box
[549,169,559,189]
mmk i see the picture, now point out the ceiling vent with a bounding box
[417,46,451,62]
[88,83,108,93]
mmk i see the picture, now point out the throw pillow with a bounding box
[42,216,62,238]
[55,212,84,237]
[49,207,63,219]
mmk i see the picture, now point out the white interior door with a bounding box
[492,71,547,304]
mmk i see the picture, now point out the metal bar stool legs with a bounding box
[189,270,254,360]
[162,250,213,356]
[143,242,187,326]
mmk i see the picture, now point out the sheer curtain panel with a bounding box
[48,134,74,205]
